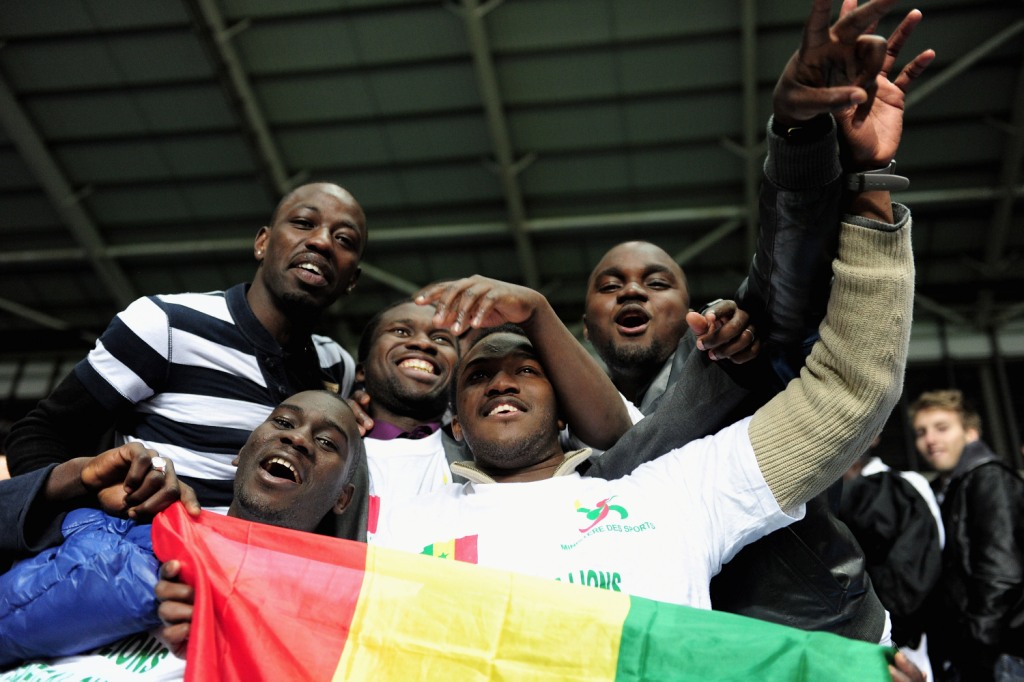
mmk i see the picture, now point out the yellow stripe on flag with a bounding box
[334,544,631,681]
[433,538,455,559]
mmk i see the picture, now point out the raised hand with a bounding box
[415,276,545,335]
[773,0,903,128]
[835,1,935,168]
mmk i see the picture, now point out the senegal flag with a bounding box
[152,503,891,681]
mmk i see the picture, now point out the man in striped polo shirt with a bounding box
[4,182,365,519]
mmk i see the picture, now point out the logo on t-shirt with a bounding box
[575,496,628,532]
[561,496,655,552]
[421,535,479,563]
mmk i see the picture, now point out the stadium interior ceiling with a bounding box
[1,0,1022,464]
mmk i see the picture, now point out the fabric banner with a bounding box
[152,503,891,681]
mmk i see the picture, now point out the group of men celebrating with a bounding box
[1,0,1021,680]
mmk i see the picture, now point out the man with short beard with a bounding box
[341,295,640,542]
[5,183,366,522]
[579,0,934,645]
[353,300,461,532]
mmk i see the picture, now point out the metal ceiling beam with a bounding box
[452,0,542,289]
[906,19,1024,109]
[185,0,291,195]
[673,219,743,266]
[183,0,428,298]
[2,184,1021,266]
[979,51,1024,322]
[0,74,137,310]
[0,297,98,344]
[902,18,1024,328]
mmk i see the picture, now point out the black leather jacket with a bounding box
[591,115,886,642]
[711,117,885,642]
[928,441,1024,681]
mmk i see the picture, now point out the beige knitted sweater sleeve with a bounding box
[749,215,914,510]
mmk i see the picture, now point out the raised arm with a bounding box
[751,198,913,511]
[416,276,632,450]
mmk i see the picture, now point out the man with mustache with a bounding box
[581,0,933,644]
[4,183,366,528]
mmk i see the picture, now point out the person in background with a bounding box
[911,389,1024,681]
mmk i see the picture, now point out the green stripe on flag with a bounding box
[616,596,891,681]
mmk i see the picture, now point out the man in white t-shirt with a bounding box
[372,193,914,609]
[346,295,645,541]
[153,214,917,673]
[354,300,461,527]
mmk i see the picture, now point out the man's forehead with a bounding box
[590,242,679,281]
[279,391,357,435]
[377,302,436,332]
[462,333,535,368]
[915,407,959,425]
[276,183,365,225]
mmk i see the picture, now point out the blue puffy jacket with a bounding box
[0,508,160,666]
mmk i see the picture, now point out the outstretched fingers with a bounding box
[832,0,900,45]
[801,0,838,52]
[882,9,924,76]
[893,48,936,92]
[849,34,887,125]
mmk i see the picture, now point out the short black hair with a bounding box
[357,298,416,363]
[448,323,529,414]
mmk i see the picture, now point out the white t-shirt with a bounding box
[0,631,184,682]
[365,429,453,541]
[366,429,452,499]
[372,417,803,609]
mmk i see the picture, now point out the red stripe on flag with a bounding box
[152,503,368,682]
[367,494,380,534]
[454,534,478,563]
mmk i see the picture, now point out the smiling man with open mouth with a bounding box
[350,300,462,532]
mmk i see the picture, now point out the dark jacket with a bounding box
[0,508,159,666]
[588,116,887,642]
[839,467,943,645]
[928,440,1024,681]
[0,465,66,575]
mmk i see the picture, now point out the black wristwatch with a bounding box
[845,160,909,192]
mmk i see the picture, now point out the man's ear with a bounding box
[254,226,270,262]
[451,415,464,442]
[355,364,366,384]
[346,267,362,294]
[333,483,355,515]
[966,427,981,443]
[582,315,590,341]
[231,455,240,467]
[557,418,566,433]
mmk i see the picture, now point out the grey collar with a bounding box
[450,448,593,484]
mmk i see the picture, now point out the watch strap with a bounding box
[845,161,909,192]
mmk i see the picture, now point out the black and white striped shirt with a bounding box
[74,283,355,509]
